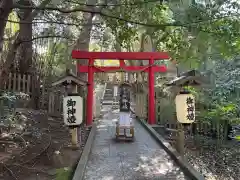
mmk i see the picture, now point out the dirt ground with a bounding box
[185,136,240,180]
[0,108,90,180]
[153,127,240,180]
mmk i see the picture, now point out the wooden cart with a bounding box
[115,82,134,141]
[115,112,134,141]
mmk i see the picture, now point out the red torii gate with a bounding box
[72,51,170,126]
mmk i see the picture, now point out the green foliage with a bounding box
[0,92,17,103]
[195,57,240,126]
[5,12,19,36]
[102,0,240,68]
[36,38,70,78]
[203,103,238,122]
[103,1,175,48]
[55,167,72,180]
[2,11,20,55]
[0,91,29,126]
[204,58,240,104]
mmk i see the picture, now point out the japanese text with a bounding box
[186,97,195,121]
[66,98,76,124]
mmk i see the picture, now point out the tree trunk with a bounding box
[74,12,95,80]
[74,0,98,80]
[0,0,13,52]
[17,0,33,74]
[2,0,52,75]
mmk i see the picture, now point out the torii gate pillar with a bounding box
[148,58,155,125]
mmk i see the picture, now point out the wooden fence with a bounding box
[0,73,82,117]
[0,73,32,95]
[0,73,49,110]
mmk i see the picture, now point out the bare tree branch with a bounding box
[66,0,161,7]
[14,4,176,27]
[3,35,74,43]
[3,18,101,26]
[12,4,240,28]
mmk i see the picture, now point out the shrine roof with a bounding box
[52,70,88,87]
[165,70,208,87]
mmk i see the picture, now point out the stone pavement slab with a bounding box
[84,106,188,180]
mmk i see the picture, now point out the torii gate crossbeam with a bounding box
[72,51,170,126]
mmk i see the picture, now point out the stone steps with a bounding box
[103,85,114,102]
[104,97,113,101]
[102,84,121,105]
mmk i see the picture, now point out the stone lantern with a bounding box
[51,69,87,148]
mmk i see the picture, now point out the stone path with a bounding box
[84,106,188,180]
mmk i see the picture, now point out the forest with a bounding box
[0,0,240,180]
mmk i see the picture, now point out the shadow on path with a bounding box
[84,105,188,180]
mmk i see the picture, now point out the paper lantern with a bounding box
[175,92,195,123]
[63,96,83,126]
